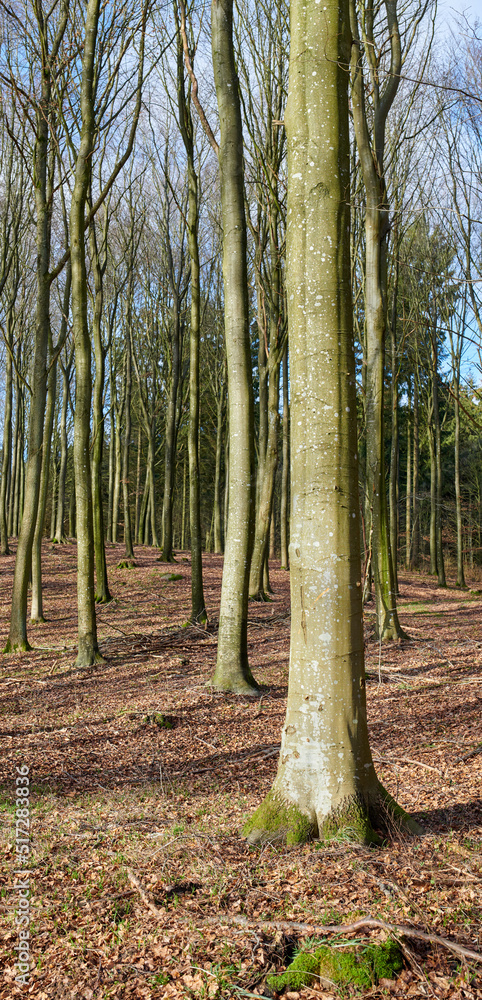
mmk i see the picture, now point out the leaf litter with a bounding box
[0,541,481,999]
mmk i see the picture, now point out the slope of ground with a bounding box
[0,543,481,999]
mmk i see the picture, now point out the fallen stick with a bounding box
[127,869,482,964]
[225,915,482,965]
[372,754,442,775]
[127,869,164,920]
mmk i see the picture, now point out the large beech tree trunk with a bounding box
[210,0,258,693]
[245,0,421,845]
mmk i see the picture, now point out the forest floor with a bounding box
[0,543,481,1000]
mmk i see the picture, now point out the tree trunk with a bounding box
[405,381,411,571]
[161,300,181,563]
[70,0,103,667]
[280,345,289,570]
[244,0,420,844]
[210,0,258,693]
[121,332,135,565]
[54,359,70,544]
[389,261,399,596]
[248,355,280,599]
[0,314,13,554]
[454,386,465,587]
[433,376,446,587]
[411,375,420,568]
[428,404,437,576]
[213,384,225,554]
[135,423,142,545]
[177,43,207,623]
[90,222,112,603]
[6,65,56,650]
[31,360,57,622]
[364,208,404,640]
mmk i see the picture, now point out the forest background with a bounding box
[1,0,482,996]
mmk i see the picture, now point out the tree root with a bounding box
[127,868,482,965]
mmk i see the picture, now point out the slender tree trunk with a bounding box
[364,209,404,639]
[90,224,111,603]
[31,360,57,621]
[0,317,13,554]
[433,376,446,587]
[107,379,115,543]
[177,48,207,623]
[121,333,135,565]
[280,345,289,570]
[54,360,70,543]
[6,70,56,650]
[69,484,75,537]
[210,0,258,693]
[112,403,123,543]
[405,382,411,571]
[70,0,103,667]
[213,385,225,554]
[161,301,181,562]
[411,375,420,568]
[135,423,142,545]
[50,434,58,540]
[389,264,399,595]
[8,371,19,538]
[428,405,437,576]
[249,355,280,599]
[454,384,465,587]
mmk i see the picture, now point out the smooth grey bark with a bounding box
[31,267,71,619]
[248,211,284,601]
[120,326,135,566]
[53,347,73,543]
[31,358,57,622]
[349,0,405,640]
[161,294,182,562]
[6,2,68,651]
[210,0,258,693]
[411,374,420,568]
[213,383,225,554]
[177,37,207,623]
[405,380,412,570]
[280,344,289,570]
[388,251,399,596]
[135,423,142,545]
[0,306,13,554]
[89,216,112,602]
[245,0,419,844]
[70,0,103,667]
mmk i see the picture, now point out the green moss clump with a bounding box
[267,950,319,990]
[159,572,183,581]
[144,713,173,729]
[319,799,381,846]
[242,791,315,846]
[267,940,403,992]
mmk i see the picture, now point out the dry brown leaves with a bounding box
[0,542,481,1000]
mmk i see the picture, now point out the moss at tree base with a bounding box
[267,939,404,991]
[319,799,382,846]
[244,786,423,847]
[3,639,32,653]
[243,791,315,846]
